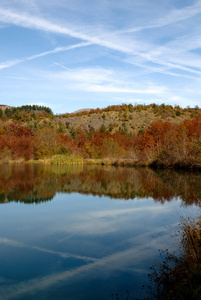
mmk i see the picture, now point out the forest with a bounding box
[0,103,201,169]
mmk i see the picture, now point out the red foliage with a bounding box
[58,133,80,155]
[0,113,200,165]
[6,122,33,137]
[135,129,155,151]
[0,134,33,160]
[182,115,201,140]
[0,122,34,160]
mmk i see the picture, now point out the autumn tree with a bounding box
[34,127,59,159]
[101,137,124,157]
[0,122,34,160]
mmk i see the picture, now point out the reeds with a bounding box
[148,216,201,299]
[24,155,83,165]
[50,154,83,165]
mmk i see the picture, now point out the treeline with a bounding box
[0,105,53,121]
[1,103,200,120]
[61,103,201,117]
[0,113,201,169]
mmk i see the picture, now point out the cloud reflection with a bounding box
[59,205,171,236]
[0,234,171,300]
[0,238,97,262]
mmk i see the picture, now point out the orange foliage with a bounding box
[134,116,201,167]
[33,127,59,159]
[6,122,33,137]
[58,133,80,155]
[0,113,200,167]
[136,129,155,152]
[0,123,34,160]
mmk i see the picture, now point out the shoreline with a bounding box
[1,157,201,171]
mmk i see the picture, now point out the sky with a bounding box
[0,0,201,114]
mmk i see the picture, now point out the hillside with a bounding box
[1,103,200,136]
[0,105,13,111]
[0,103,201,169]
[57,104,200,136]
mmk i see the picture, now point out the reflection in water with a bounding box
[0,164,200,299]
[0,164,200,205]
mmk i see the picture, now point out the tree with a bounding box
[101,137,124,157]
[34,127,59,159]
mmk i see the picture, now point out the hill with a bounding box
[0,103,201,169]
[0,105,13,111]
[56,104,201,136]
[1,103,200,136]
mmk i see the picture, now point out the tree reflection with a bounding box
[0,164,200,205]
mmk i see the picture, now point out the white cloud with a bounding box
[84,85,165,94]
[0,75,38,80]
[0,1,201,110]
[121,0,201,33]
[1,4,201,80]
[0,7,135,54]
[0,42,91,71]
[44,67,167,95]
[1,0,41,14]
[0,59,21,70]
[27,42,91,60]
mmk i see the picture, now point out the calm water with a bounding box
[0,164,200,299]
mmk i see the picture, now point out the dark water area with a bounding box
[0,164,200,299]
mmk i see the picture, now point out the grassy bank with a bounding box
[1,156,201,170]
[84,158,201,170]
[84,158,139,166]
[0,154,83,165]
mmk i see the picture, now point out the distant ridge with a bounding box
[0,105,13,110]
[71,108,92,114]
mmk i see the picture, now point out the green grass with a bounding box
[5,155,84,165]
[50,154,83,165]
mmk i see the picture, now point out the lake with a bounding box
[0,164,200,299]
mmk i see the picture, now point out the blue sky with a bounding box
[0,0,201,113]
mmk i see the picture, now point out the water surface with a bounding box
[0,165,200,299]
